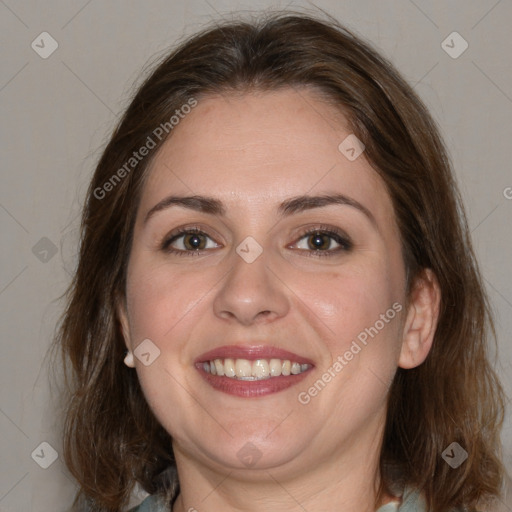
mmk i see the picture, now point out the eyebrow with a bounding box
[143,193,377,227]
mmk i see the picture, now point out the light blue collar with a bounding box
[377,485,427,511]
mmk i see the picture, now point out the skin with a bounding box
[118,87,441,512]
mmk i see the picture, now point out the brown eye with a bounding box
[161,228,219,255]
[293,227,353,257]
[306,232,334,250]
[181,232,207,250]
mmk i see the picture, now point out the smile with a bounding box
[195,344,314,397]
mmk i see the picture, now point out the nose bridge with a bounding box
[212,237,289,325]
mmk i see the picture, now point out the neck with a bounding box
[171,413,396,512]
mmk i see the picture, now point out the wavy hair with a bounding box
[54,11,507,512]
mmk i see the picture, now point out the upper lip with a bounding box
[195,344,315,365]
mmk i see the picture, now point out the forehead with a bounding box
[138,88,394,227]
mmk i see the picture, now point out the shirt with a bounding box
[128,484,428,511]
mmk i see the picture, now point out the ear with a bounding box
[116,295,136,368]
[398,268,441,369]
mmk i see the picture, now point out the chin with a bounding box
[182,428,312,474]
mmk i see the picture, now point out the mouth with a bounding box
[195,345,314,398]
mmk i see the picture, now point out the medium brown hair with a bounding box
[55,11,507,512]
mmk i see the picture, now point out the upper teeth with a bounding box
[202,358,311,380]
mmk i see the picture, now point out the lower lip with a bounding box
[196,365,312,398]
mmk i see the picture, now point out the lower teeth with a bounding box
[238,376,270,381]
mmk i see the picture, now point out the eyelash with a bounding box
[160,224,353,258]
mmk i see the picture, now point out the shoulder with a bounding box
[127,493,169,512]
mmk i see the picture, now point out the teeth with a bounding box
[214,359,224,376]
[202,358,311,380]
[235,359,252,378]
[252,359,269,378]
[269,359,282,377]
[224,358,235,377]
[291,362,301,375]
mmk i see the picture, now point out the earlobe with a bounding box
[123,351,135,368]
[398,268,441,369]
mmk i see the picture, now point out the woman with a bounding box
[56,11,508,512]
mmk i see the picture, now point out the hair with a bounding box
[54,10,507,512]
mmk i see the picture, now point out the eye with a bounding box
[291,225,353,257]
[160,224,352,258]
[161,227,219,256]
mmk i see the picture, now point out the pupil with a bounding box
[187,234,203,249]
[311,233,327,250]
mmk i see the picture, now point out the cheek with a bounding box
[304,266,405,402]
[124,261,205,428]
[125,258,206,343]
[304,258,402,344]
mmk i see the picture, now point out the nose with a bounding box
[212,247,290,326]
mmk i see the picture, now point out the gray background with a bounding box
[0,1,511,511]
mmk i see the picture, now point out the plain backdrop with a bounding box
[0,1,511,511]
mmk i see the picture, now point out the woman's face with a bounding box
[119,88,415,477]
